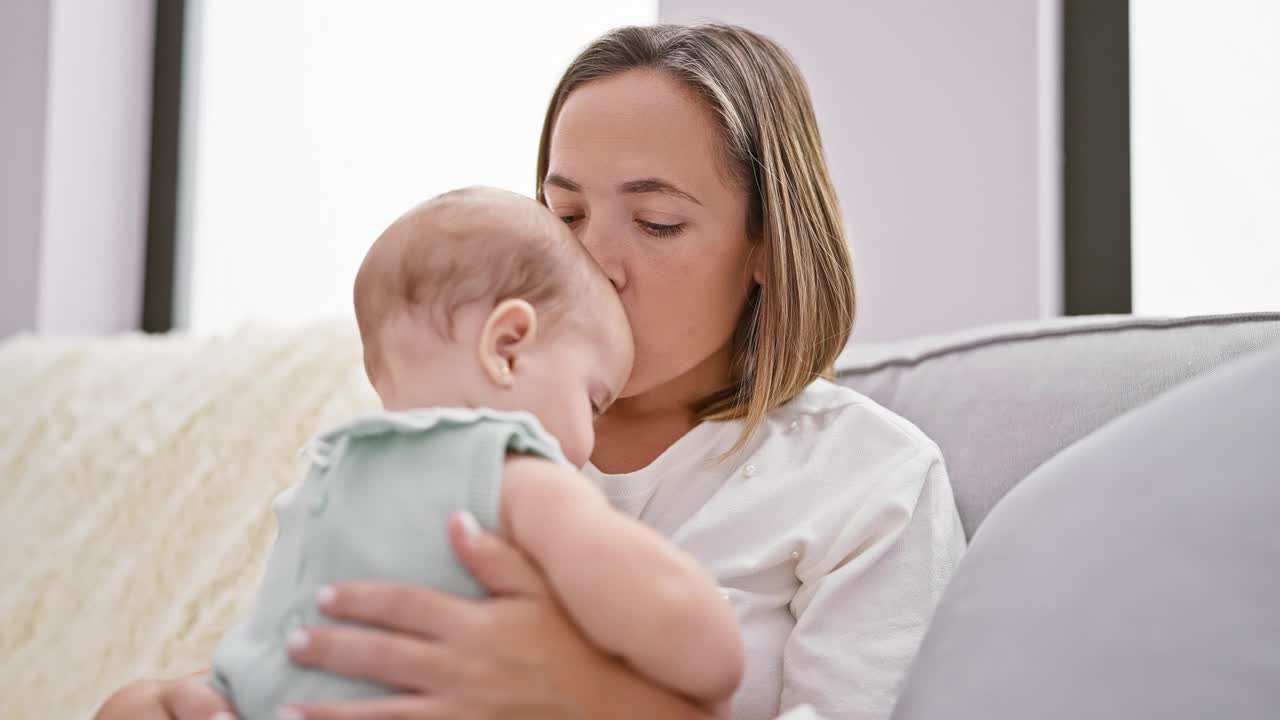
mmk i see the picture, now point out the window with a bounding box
[1130,0,1280,315]
[176,1,657,332]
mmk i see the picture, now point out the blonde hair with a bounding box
[353,187,602,381]
[536,23,856,451]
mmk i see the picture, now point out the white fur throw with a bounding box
[0,322,378,718]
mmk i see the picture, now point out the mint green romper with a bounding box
[210,408,567,718]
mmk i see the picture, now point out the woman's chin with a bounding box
[616,374,661,401]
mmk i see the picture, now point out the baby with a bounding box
[210,187,743,717]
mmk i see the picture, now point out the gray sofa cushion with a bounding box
[890,343,1280,720]
[836,313,1280,537]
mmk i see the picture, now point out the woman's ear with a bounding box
[478,299,538,388]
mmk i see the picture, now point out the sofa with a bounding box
[1,313,1277,718]
[836,313,1280,719]
[882,320,1280,719]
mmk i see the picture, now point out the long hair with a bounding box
[536,23,856,452]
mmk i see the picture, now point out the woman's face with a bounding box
[544,69,761,401]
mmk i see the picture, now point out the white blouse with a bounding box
[583,379,966,720]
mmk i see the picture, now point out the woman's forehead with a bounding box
[547,70,728,192]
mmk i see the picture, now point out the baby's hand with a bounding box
[94,671,236,720]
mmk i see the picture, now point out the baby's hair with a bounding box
[354,186,601,379]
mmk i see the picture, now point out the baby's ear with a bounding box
[478,299,538,387]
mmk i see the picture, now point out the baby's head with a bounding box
[354,187,632,467]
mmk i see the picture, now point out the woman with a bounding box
[98,23,964,720]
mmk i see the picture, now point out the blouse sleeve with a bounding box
[778,447,966,719]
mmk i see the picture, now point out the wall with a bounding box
[0,0,153,339]
[0,0,50,337]
[3,1,1062,340]
[659,0,1062,341]
[39,0,155,334]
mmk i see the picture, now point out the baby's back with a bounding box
[210,408,565,714]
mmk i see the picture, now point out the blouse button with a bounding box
[743,464,758,478]
[788,420,800,433]
[790,550,801,560]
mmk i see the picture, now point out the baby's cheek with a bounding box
[582,422,597,465]
[567,418,595,469]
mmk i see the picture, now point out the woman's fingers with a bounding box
[318,580,475,639]
[287,623,456,692]
[281,696,444,720]
[448,511,550,598]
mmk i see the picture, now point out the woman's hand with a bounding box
[94,670,237,720]
[89,515,564,720]
[283,512,710,720]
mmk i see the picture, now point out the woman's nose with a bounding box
[579,223,626,290]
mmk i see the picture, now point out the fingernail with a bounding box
[316,584,336,608]
[457,510,481,543]
[277,708,303,720]
[211,713,237,720]
[286,627,309,651]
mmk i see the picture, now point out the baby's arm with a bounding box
[500,455,744,706]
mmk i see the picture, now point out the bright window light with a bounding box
[179,0,657,332]
[1131,0,1280,315]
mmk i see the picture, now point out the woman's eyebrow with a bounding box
[618,177,702,206]
[544,173,581,192]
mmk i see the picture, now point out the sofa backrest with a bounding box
[836,313,1280,538]
[891,343,1280,720]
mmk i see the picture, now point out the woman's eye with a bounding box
[559,213,582,225]
[638,220,686,238]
